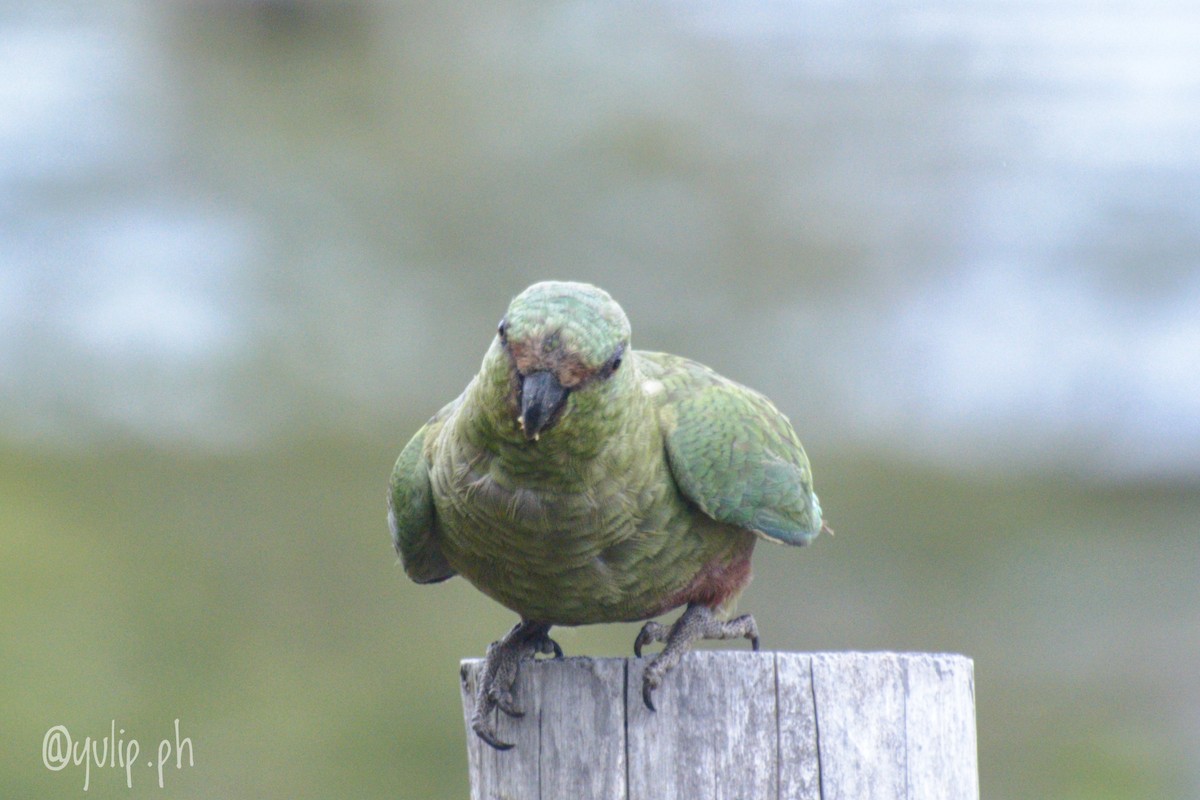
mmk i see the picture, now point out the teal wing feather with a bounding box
[640,351,823,546]
[388,402,456,584]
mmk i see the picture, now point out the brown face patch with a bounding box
[508,334,596,388]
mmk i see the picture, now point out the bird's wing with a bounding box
[639,351,823,546]
[388,401,457,583]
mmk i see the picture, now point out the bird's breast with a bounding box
[430,440,703,623]
[441,456,646,553]
[429,410,753,625]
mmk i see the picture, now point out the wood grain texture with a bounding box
[627,651,778,800]
[459,656,626,800]
[460,651,977,800]
[776,653,820,800]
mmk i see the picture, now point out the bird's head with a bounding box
[492,281,631,442]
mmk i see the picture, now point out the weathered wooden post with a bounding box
[460,651,977,800]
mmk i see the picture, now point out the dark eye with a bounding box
[497,319,508,344]
[603,345,625,378]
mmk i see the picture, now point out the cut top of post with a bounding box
[459,651,978,800]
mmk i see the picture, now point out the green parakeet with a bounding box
[389,281,826,749]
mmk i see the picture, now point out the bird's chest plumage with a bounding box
[428,423,707,625]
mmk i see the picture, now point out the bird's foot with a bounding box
[469,620,561,750]
[633,620,669,658]
[635,604,759,712]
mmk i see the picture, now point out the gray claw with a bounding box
[635,605,762,715]
[472,719,514,751]
[469,620,555,751]
[537,637,564,659]
[633,620,666,658]
[641,662,663,712]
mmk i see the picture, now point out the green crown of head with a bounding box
[503,281,631,368]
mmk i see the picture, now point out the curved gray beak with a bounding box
[519,370,569,441]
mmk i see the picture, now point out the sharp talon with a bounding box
[642,683,656,712]
[634,621,665,658]
[530,633,562,659]
[470,620,556,749]
[641,663,662,712]
[473,721,514,751]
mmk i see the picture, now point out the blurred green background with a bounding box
[3,2,1198,798]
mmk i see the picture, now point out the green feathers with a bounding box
[501,281,631,372]
[642,352,823,546]
[388,281,824,625]
[389,403,456,584]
